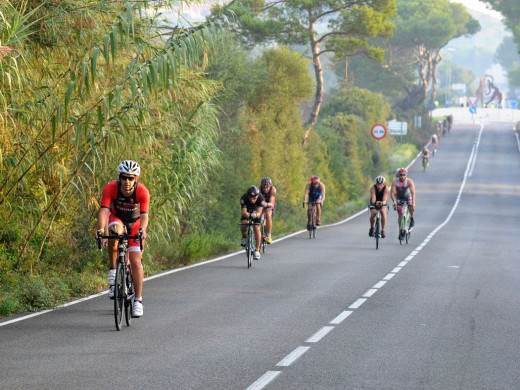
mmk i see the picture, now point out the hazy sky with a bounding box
[451,0,502,19]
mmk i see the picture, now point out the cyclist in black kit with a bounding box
[369,176,390,238]
[240,185,266,260]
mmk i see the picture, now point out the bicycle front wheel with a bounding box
[375,217,380,250]
[399,217,406,245]
[114,263,124,331]
[312,210,317,239]
[125,265,134,326]
[246,227,253,268]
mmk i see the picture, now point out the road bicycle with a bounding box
[397,202,412,245]
[238,217,260,268]
[368,204,388,250]
[97,228,142,331]
[422,156,429,171]
[305,201,318,239]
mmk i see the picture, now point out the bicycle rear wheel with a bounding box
[114,263,124,331]
[261,222,267,253]
[125,265,135,326]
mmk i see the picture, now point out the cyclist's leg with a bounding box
[369,208,376,228]
[381,207,387,232]
[128,220,144,302]
[316,195,323,224]
[265,209,273,235]
[407,195,414,219]
[128,249,143,300]
[396,201,404,227]
[107,214,124,269]
[253,224,262,252]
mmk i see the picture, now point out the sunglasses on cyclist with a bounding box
[120,175,136,182]
[399,174,406,177]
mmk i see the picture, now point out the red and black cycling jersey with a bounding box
[101,180,150,222]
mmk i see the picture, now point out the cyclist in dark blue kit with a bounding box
[303,176,326,230]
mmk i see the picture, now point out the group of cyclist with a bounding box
[95,154,418,318]
[436,114,453,136]
[369,167,416,240]
[239,177,277,260]
[239,175,326,260]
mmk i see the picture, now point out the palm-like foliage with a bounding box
[0,0,226,265]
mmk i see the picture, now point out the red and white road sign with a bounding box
[371,124,387,140]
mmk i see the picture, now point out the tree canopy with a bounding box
[213,0,396,144]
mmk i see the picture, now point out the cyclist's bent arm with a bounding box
[269,188,277,208]
[320,183,326,203]
[303,184,310,204]
[370,187,376,204]
[96,207,110,238]
[241,207,250,219]
[139,212,149,240]
[382,186,390,205]
[253,206,263,219]
[390,182,397,204]
[408,180,416,205]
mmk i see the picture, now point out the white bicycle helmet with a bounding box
[117,160,141,176]
[375,175,385,185]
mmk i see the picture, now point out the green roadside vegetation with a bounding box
[0,0,471,317]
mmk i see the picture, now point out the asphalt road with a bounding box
[1,119,519,390]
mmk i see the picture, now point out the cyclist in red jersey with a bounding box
[94,160,150,317]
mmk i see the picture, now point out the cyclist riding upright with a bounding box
[94,160,150,317]
[391,167,416,238]
[430,133,438,155]
[303,175,326,230]
[259,177,277,244]
[447,114,453,131]
[240,185,266,260]
[369,176,390,238]
[422,147,430,169]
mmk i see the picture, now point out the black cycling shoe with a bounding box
[381,231,385,238]
[410,218,414,228]
[369,228,374,237]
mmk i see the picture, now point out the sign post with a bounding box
[371,123,387,155]
[387,120,408,143]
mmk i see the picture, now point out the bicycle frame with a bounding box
[306,202,318,239]
[238,217,260,268]
[369,204,387,249]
